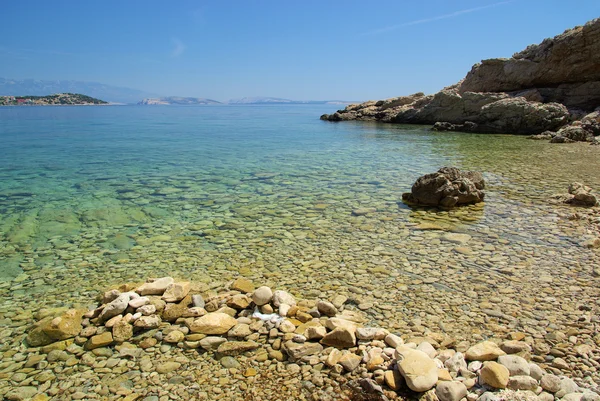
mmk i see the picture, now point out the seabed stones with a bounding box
[17,276,600,401]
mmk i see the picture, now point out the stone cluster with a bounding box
[23,277,600,401]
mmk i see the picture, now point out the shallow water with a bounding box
[0,105,599,395]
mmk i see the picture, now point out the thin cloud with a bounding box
[362,1,514,36]
[171,38,186,57]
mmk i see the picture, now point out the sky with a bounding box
[0,0,599,101]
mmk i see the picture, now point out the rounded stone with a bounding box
[252,286,273,306]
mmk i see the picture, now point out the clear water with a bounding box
[0,104,599,338]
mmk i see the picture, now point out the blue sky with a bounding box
[0,1,598,101]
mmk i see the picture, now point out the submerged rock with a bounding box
[402,167,485,208]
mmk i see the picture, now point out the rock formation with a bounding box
[402,167,485,208]
[321,18,600,142]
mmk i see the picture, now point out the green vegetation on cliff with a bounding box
[0,93,108,106]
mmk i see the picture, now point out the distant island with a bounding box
[0,77,158,104]
[0,93,108,106]
[138,97,222,105]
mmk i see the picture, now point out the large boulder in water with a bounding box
[402,167,485,208]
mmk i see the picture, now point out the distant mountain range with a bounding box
[138,97,221,105]
[227,97,353,105]
[0,77,356,105]
[0,78,159,104]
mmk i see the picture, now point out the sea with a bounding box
[0,104,599,347]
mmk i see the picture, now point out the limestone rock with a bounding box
[465,341,506,361]
[396,348,438,392]
[189,312,237,335]
[338,353,362,372]
[162,281,190,303]
[402,167,485,208]
[199,336,227,351]
[216,340,259,355]
[39,309,85,342]
[316,300,337,317]
[231,278,254,293]
[227,294,250,310]
[133,315,161,329]
[112,320,133,343]
[284,340,323,359]
[497,355,530,376]
[86,332,113,350]
[507,375,538,391]
[435,381,468,401]
[272,290,296,307]
[320,327,357,348]
[136,277,174,296]
[479,361,510,389]
[252,286,273,306]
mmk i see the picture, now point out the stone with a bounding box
[556,378,580,398]
[137,304,156,316]
[566,182,599,207]
[445,352,467,373]
[326,349,343,367]
[164,330,185,343]
[40,309,85,342]
[338,353,362,372]
[272,290,296,307]
[305,325,327,340]
[155,361,181,374]
[99,293,130,322]
[396,349,438,392]
[189,313,237,334]
[133,315,161,329]
[279,319,296,333]
[162,282,190,303]
[5,386,39,401]
[220,356,241,369]
[227,294,250,310]
[540,374,561,393]
[199,336,227,351]
[103,289,121,304]
[435,381,468,401]
[402,167,485,208]
[385,333,404,348]
[384,369,403,391]
[192,294,205,308]
[316,300,337,317]
[137,277,174,296]
[331,295,347,309]
[479,361,509,389]
[112,321,133,343]
[128,296,149,309]
[417,341,438,359]
[529,363,544,381]
[284,341,323,359]
[320,327,357,348]
[497,355,530,376]
[86,332,113,350]
[228,323,252,338]
[252,286,273,306]
[216,341,259,355]
[507,375,538,391]
[465,341,506,361]
[231,278,254,293]
[356,327,387,341]
[501,340,532,354]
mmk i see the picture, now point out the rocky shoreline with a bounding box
[1,275,596,401]
[321,18,600,144]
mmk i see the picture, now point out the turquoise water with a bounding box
[0,104,599,339]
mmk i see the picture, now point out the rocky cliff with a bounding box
[321,18,600,142]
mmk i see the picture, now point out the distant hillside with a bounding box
[227,97,355,105]
[0,78,158,104]
[138,97,222,105]
[0,93,107,106]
